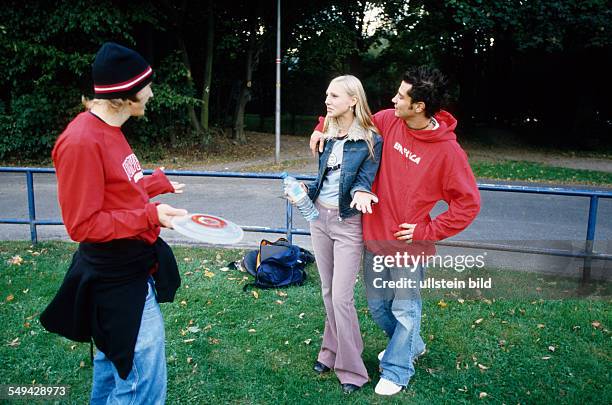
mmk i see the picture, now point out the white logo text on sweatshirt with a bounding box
[122,154,144,183]
[394,142,421,165]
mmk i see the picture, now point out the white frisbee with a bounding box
[171,213,244,245]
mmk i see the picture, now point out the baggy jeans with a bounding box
[363,250,426,387]
[90,278,166,404]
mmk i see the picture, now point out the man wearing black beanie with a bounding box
[41,42,186,404]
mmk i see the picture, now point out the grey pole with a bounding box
[274,0,281,164]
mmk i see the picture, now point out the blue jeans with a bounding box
[90,279,167,405]
[363,250,426,387]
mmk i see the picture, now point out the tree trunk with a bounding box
[233,43,260,143]
[171,0,202,138]
[233,47,251,143]
[176,35,203,137]
[291,113,296,135]
[457,32,476,129]
[200,0,214,146]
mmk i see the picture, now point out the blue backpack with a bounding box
[239,238,314,290]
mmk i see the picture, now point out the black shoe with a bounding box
[313,361,330,374]
[341,383,361,394]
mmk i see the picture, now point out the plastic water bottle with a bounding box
[281,172,319,222]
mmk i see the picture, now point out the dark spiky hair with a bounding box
[403,66,449,118]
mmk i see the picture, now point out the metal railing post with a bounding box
[583,196,599,283]
[25,170,38,244]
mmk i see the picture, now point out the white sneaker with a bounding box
[375,378,403,396]
[377,350,385,361]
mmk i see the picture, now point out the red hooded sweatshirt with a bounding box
[52,112,174,244]
[316,109,480,255]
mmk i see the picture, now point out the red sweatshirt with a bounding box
[52,112,174,244]
[316,109,480,255]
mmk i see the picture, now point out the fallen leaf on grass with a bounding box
[479,392,488,399]
[457,298,465,304]
[8,255,23,265]
[219,267,230,272]
[183,338,195,343]
[187,357,192,364]
[478,363,489,370]
[252,291,259,299]
[180,300,187,306]
[537,324,545,329]
[7,338,20,347]
[184,271,193,276]
[541,356,551,360]
[548,346,556,352]
[437,300,448,308]
[79,361,85,368]
[275,300,284,305]
[6,294,14,302]
[474,318,483,324]
[204,270,215,278]
[208,338,220,344]
[298,313,305,319]
[303,339,312,345]
[248,329,256,333]
[187,326,201,334]
[591,321,601,329]
[277,291,288,297]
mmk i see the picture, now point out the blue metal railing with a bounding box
[1,167,611,282]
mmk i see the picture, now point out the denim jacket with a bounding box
[306,122,383,219]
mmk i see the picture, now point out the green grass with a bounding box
[471,160,612,186]
[0,241,610,404]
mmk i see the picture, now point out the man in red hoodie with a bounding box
[311,66,480,395]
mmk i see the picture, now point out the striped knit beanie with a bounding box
[92,42,153,99]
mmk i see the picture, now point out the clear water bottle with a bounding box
[281,172,319,222]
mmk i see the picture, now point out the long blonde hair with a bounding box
[322,75,378,159]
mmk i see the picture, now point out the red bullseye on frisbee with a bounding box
[172,213,243,244]
[191,214,227,229]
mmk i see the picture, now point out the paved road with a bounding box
[1,172,611,280]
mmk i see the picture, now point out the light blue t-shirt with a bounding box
[317,138,347,207]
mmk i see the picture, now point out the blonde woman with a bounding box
[303,75,382,394]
